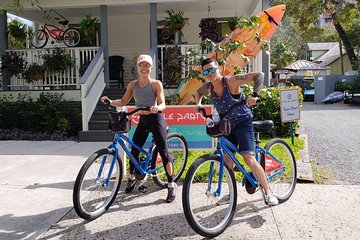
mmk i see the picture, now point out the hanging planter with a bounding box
[199,18,220,42]
[164,9,189,40]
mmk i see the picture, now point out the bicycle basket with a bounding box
[108,109,131,133]
[206,118,232,138]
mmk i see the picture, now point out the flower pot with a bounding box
[173,22,184,30]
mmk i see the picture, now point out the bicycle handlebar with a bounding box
[107,104,151,116]
[197,107,212,119]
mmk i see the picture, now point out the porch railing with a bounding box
[5,47,99,90]
[157,44,208,87]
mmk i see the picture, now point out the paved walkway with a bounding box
[0,141,360,240]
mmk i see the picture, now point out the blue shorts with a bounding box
[225,116,255,155]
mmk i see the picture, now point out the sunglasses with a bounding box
[202,67,217,76]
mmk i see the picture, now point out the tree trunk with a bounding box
[332,17,358,70]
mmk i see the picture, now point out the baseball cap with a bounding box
[137,54,153,66]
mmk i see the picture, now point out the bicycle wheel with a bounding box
[63,28,81,47]
[182,154,237,238]
[152,133,188,188]
[263,138,297,203]
[31,30,48,48]
[73,148,122,221]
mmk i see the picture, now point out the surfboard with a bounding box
[177,4,286,104]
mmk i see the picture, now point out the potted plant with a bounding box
[7,19,27,49]
[199,18,220,42]
[226,16,242,31]
[164,9,189,39]
[23,63,45,83]
[42,48,75,75]
[79,14,100,37]
[0,52,25,77]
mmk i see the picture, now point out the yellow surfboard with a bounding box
[177,4,286,104]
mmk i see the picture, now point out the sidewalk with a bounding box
[1,141,360,240]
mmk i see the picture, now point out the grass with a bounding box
[311,161,336,184]
[178,136,304,182]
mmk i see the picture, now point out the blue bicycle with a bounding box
[73,107,188,220]
[182,108,296,237]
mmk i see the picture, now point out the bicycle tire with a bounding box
[63,28,81,47]
[152,133,188,188]
[263,138,297,203]
[31,29,48,48]
[182,154,237,238]
[73,148,122,221]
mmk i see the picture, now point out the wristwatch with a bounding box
[252,92,260,98]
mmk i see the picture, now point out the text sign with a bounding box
[279,88,300,123]
[127,105,213,149]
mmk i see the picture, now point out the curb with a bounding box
[296,124,314,183]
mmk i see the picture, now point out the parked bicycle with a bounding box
[182,107,296,238]
[73,106,188,221]
[31,10,80,48]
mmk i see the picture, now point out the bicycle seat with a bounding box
[252,120,274,132]
[58,20,69,26]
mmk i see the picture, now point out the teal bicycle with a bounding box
[182,107,296,237]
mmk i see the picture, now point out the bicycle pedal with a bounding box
[138,185,149,193]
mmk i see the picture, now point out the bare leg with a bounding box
[242,153,271,195]
[224,153,235,170]
[165,162,173,177]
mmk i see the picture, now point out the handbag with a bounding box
[206,97,245,138]
[206,118,232,137]
[108,109,131,133]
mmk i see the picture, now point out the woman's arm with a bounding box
[100,81,135,106]
[153,80,166,113]
[227,72,264,95]
[195,82,210,110]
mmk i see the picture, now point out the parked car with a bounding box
[302,79,314,102]
[344,90,360,104]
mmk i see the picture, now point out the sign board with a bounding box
[279,88,300,123]
[127,105,213,150]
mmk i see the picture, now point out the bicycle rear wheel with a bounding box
[152,133,188,188]
[31,30,48,48]
[73,148,122,221]
[182,154,237,238]
[263,138,297,203]
[63,28,81,47]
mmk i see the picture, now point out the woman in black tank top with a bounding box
[100,54,176,203]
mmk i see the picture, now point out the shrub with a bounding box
[0,93,81,138]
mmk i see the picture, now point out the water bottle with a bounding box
[206,117,215,127]
[212,108,220,124]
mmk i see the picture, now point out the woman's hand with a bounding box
[100,96,111,105]
[150,105,160,113]
[195,104,203,113]
[246,96,258,106]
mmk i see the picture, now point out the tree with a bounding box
[0,0,40,11]
[274,0,360,70]
[271,41,296,69]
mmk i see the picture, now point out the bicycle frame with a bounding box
[99,132,165,186]
[210,135,286,197]
[41,24,65,40]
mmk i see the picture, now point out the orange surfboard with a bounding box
[178,4,286,104]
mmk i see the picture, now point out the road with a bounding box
[300,101,360,184]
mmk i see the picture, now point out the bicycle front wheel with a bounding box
[63,28,81,47]
[31,30,48,48]
[73,148,122,221]
[182,154,237,238]
[152,133,188,188]
[263,138,297,203]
